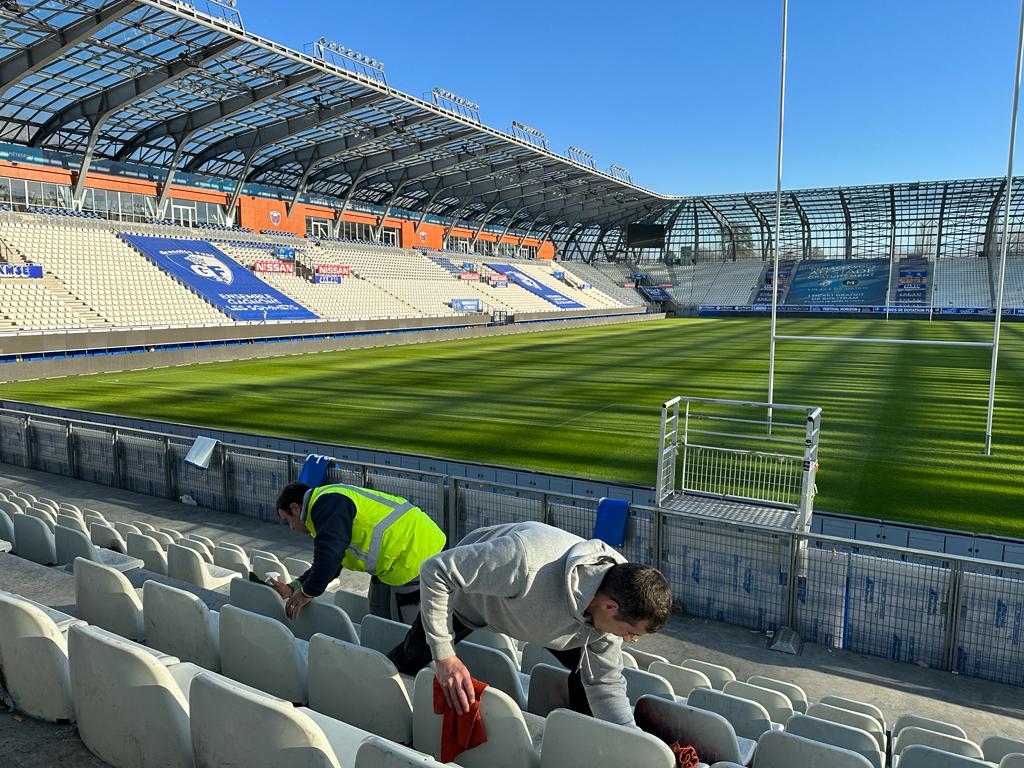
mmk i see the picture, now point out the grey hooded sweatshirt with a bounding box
[419,521,634,727]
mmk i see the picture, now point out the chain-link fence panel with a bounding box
[660,514,789,631]
[795,545,848,648]
[548,499,596,539]
[0,414,27,467]
[170,440,224,511]
[228,453,290,521]
[367,470,445,529]
[953,566,1024,686]
[455,483,543,540]
[28,420,69,475]
[118,434,168,498]
[325,462,362,487]
[71,427,117,486]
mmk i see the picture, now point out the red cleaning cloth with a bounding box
[669,741,701,768]
[432,677,489,763]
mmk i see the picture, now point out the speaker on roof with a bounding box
[626,223,665,249]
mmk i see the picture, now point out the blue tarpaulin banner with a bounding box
[451,298,481,312]
[639,286,672,302]
[786,260,889,306]
[486,263,584,309]
[0,264,43,278]
[121,234,318,321]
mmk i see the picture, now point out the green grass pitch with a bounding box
[4,317,1023,538]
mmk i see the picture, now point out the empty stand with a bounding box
[932,258,993,309]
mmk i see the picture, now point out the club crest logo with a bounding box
[269,210,282,226]
[418,230,427,243]
[183,252,234,285]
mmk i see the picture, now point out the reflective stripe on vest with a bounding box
[313,483,416,573]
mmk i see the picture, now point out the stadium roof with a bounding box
[0,0,677,239]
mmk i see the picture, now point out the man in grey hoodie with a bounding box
[387,521,673,727]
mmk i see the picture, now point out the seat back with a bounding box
[819,695,886,731]
[893,714,967,740]
[308,634,412,744]
[893,727,984,760]
[0,499,23,518]
[284,556,312,576]
[635,694,744,764]
[650,661,712,698]
[190,670,342,768]
[983,736,1024,763]
[292,600,359,644]
[354,737,447,768]
[218,540,247,555]
[747,675,807,714]
[143,580,220,671]
[149,529,175,550]
[214,544,250,576]
[35,496,59,512]
[127,531,168,575]
[134,520,155,533]
[806,703,885,750]
[897,745,993,768]
[252,553,291,582]
[723,680,794,725]
[526,663,570,717]
[54,524,96,567]
[167,543,212,588]
[56,513,87,533]
[26,507,56,530]
[187,532,216,549]
[159,527,184,541]
[12,513,56,565]
[0,593,73,722]
[229,577,288,622]
[67,624,192,768]
[753,730,874,768]
[5,496,29,512]
[521,642,560,674]
[457,640,527,708]
[89,522,126,551]
[335,588,370,623]
[786,713,884,768]
[177,536,214,564]
[623,647,668,670]
[681,658,736,690]
[219,604,308,703]
[114,521,140,539]
[622,666,675,705]
[687,686,774,741]
[360,614,411,655]
[540,706,675,768]
[74,557,145,640]
[1001,756,1024,768]
[412,668,538,768]
[0,507,16,548]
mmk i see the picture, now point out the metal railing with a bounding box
[2,405,1022,689]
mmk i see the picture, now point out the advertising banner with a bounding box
[459,271,479,281]
[252,261,294,273]
[486,263,584,309]
[786,260,889,306]
[313,274,343,284]
[120,234,317,321]
[316,264,351,276]
[0,264,43,278]
[273,246,296,261]
[490,276,508,287]
[451,298,481,312]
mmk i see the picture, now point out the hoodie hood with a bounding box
[564,538,628,625]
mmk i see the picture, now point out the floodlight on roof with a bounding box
[609,164,633,183]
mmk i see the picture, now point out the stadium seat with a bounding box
[89,522,128,552]
[251,552,291,582]
[0,592,75,722]
[0,499,24,518]
[354,737,447,768]
[723,680,794,725]
[284,555,312,576]
[521,642,560,674]
[893,727,985,761]
[897,746,993,768]
[177,537,214,564]
[361,614,412,656]
[74,557,146,641]
[526,663,570,717]
[186,532,216,550]
[167,543,239,590]
[148,529,175,550]
[820,695,887,732]
[56,512,87,533]
[411,668,539,768]
[893,714,968,740]
[229,576,288,621]
[189,671,376,768]
[682,658,736,690]
[26,506,56,530]
[159,527,184,542]
[0,507,16,548]
[143,580,221,671]
[12,513,57,565]
[540,706,675,768]
[1002,756,1024,768]
[634,694,757,766]
[786,713,885,768]
[335,588,371,623]
[219,604,309,703]
[650,661,713,698]
[127,531,168,574]
[622,666,676,705]
[752,730,875,768]
[114,521,141,540]
[806,703,886,751]
[621,647,668,670]
[456,640,529,709]
[213,544,250,576]
[55,525,143,571]
[307,633,413,744]
[133,520,155,533]
[746,675,808,714]
[687,687,778,741]
[291,599,360,644]
[983,737,1024,763]
[67,624,192,768]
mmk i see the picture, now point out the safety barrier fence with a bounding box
[1,407,1021,688]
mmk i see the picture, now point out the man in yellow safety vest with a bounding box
[271,481,446,621]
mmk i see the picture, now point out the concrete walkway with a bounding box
[1,463,1021,767]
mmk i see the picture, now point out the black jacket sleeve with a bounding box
[296,492,356,597]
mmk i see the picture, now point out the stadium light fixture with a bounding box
[567,145,596,169]
[511,120,549,150]
[431,87,481,123]
[609,164,633,184]
[309,38,387,81]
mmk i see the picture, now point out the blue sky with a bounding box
[238,0,1022,197]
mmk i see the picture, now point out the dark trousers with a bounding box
[387,615,592,717]
[368,576,422,624]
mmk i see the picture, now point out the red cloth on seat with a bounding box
[432,677,489,763]
[669,741,700,768]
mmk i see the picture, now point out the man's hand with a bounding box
[268,578,293,600]
[434,655,475,715]
[284,589,312,620]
